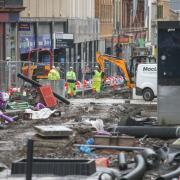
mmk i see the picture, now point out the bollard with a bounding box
[26,139,34,180]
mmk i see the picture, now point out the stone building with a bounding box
[0,0,25,60]
[19,0,99,78]
[95,0,114,54]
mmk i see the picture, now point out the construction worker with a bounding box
[92,65,104,98]
[66,66,76,97]
[48,66,60,80]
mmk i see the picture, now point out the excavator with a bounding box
[96,52,134,89]
[22,48,53,80]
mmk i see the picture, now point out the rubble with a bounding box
[34,125,73,137]
[0,97,179,180]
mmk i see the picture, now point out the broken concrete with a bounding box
[34,125,73,137]
[1,97,178,180]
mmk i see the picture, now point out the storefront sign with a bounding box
[54,32,74,48]
[113,36,130,43]
[18,22,31,31]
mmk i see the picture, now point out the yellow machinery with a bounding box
[22,48,52,79]
[96,52,134,89]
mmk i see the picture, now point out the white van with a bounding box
[135,64,157,101]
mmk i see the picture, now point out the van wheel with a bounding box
[143,88,154,101]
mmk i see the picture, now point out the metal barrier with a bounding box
[0,61,25,91]
[0,61,120,96]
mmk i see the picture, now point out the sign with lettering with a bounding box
[54,32,74,48]
[18,22,31,31]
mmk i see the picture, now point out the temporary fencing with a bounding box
[0,61,125,97]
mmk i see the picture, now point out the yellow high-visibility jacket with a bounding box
[48,69,60,80]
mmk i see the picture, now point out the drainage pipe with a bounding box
[121,154,146,180]
[74,144,157,166]
[17,73,70,105]
[112,126,180,139]
[142,148,158,169]
[156,166,180,180]
[118,152,128,170]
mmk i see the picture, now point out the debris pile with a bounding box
[0,83,179,180]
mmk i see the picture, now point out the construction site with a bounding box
[0,0,180,179]
[0,43,179,180]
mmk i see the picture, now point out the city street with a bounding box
[0,0,180,180]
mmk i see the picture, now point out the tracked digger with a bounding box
[96,52,134,89]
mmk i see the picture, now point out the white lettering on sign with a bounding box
[168,28,175,32]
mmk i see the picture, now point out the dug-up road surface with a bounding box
[0,98,157,180]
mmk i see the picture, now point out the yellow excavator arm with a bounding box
[96,52,134,88]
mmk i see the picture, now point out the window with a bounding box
[157,5,163,19]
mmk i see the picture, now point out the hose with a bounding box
[112,126,180,139]
[142,148,158,169]
[118,152,128,170]
[98,172,117,180]
[156,166,180,180]
[120,154,146,180]
[74,144,157,167]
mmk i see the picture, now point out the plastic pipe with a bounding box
[112,126,180,139]
[118,152,128,170]
[121,154,146,180]
[74,144,157,163]
[142,148,158,169]
[156,166,180,180]
[0,113,14,123]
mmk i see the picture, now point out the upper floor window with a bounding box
[0,0,23,7]
[157,5,163,19]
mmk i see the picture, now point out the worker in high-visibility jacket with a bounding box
[66,66,76,97]
[92,65,104,96]
[48,66,60,92]
[48,66,60,80]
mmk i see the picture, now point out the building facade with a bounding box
[150,0,179,48]
[95,0,114,54]
[19,0,99,80]
[0,0,99,82]
[0,0,25,61]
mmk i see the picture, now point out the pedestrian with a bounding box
[92,65,104,98]
[48,66,60,80]
[66,66,76,98]
[115,43,123,58]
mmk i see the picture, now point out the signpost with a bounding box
[54,32,74,49]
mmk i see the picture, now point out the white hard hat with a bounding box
[52,65,55,69]
[70,66,73,69]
